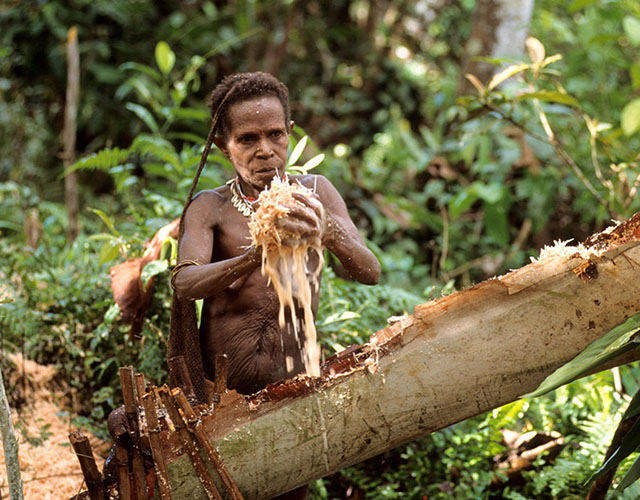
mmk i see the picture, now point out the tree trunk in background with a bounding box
[155,213,640,499]
[459,0,534,94]
[0,367,24,500]
[63,27,80,243]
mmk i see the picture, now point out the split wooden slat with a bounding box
[173,389,243,500]
[141,391,173,500]
[114,444,131,500]
[120,366,147,500]
[157,385,222,500]
[68,431,105,500]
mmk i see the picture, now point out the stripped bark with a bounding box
[155,212,640,499]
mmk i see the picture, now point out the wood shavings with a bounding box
[0,354,107,499]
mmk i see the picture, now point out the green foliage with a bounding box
[3,0,640,498]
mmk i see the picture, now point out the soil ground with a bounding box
[0,354,108,499]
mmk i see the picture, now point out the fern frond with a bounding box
[64,148,131,175]
[130,135,181,170]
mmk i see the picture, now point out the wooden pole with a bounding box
[0,366,23,500]
[68,432,104,500]
[119,367,147,500]
[141,392,172,500]
[62,26,80,243]
[114,444,131,500]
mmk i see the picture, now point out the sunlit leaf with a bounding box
[90,208,119,236]
[487,64,529,91]
[287,135,308,166]
[541,54,563,67]
[299,153,325,173]
[141,259,169,288]
[464,73,485,95]
[524,312,640,398]
[526,37,545,64]
[621,98,640,136]
[623,16,640,47]
[125,102,160,134]
[99,240,121,264]
[155,41,176,75]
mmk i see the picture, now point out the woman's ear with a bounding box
[288,120,295,133]
[213,136,228,156]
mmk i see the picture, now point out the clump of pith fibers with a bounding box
[248,176,323,376]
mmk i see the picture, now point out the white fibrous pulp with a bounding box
[248,176,323,377]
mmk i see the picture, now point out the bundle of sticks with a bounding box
[69,356,243,500]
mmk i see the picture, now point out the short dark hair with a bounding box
[207,72,291,140]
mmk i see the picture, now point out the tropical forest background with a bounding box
[2,0,640,498]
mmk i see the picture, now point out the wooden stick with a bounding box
[120,367,147,500]
[168,356,198,405]
[213,354,228,404]
[114,443,131,500]
[157,385,222,500]
[173,389,244,500]
[68,432,104,500]
[134,373,146,407]
[141,392,172,500]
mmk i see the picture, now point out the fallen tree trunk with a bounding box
[90,213,640,499]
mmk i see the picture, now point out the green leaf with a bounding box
[484,202,509,246]
[288,135,308,166]
[449,187,478,220]
[524,312,640,398]
[621,98,640,136]
[99,240,121,264]
[568,0,599,12]
[622,388,640,421]
[487,63,529,91]
[125,102,160,134]
[155,41,176,75]
[474,182,504,204]
[119,62,162,82]
[630,63,640,90]
[623,16,640,47]
[614,452,640,494]
[90,209,119,236]
[516,91,580,108]
[141,259,169,288]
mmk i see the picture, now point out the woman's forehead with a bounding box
[227,96,286,131]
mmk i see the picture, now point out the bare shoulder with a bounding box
[183,185,230,226]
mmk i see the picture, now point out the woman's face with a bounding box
[219,96,291,198]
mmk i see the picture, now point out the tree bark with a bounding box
[150,212,640,499]
[0,366,24,500]
[63,26,80,243]
[459,0,534,94]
